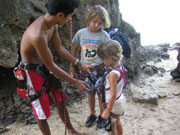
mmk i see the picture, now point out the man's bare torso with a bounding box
[20,16,56,64]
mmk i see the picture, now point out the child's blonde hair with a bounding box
[85,5,111,28]
[97,40,122,62]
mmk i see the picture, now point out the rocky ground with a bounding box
[1,49,180,135]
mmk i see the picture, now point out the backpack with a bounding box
[107,28,131,58]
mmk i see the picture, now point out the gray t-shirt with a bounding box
[72,27,110,67]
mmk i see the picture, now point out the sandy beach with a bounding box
[2,49,180,135]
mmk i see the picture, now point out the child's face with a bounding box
[102,57,113,67]
[88,15,103,33]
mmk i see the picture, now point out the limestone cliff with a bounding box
[0,0,140,68]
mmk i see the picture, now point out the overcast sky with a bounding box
[119,0,180,46]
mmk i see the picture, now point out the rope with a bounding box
[70,18,73,52]
[69,18,83,103]
[63,94,67,135]
[63,18,73,135]
[63,18,84,135]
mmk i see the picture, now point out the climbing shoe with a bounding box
[85,114,97,127]
[97,115,102,128]
[97,116,113,132]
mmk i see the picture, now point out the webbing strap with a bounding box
[28,86,46,102]
[28,66,48,102]
[35,65,47,79]
[114,66,128,87]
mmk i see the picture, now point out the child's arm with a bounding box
[102,72,118,119]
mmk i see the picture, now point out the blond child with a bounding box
[69,5,111,127]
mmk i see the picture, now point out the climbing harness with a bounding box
[73,65,105,93]
[101,63,127,104]
[13,62,62,103]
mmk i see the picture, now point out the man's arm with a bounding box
[32,32,88,91]
[51,26,90,75]
[51,26,77,63]
[69,44,80,74]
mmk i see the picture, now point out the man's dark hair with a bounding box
[47,0,79,16]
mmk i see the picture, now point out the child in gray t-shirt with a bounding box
[69,5,111,127]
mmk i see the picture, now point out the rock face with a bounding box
[0,0,47,67]
[0,0,140,68]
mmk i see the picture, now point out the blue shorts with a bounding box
[85,66,106,93]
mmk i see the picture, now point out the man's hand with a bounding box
[74,80,90,91]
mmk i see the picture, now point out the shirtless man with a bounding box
[19,0,90,134]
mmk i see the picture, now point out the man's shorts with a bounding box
[85,66,106,94]
[26,69,64,120]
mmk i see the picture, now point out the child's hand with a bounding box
[101,109,111,119]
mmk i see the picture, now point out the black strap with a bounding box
[28,65,48,102]
[101,70,111,104]
[35,65,47,79]
[19,62,42,70]
[28,85,47,102]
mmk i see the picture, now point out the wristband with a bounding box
[74,59,79,65]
